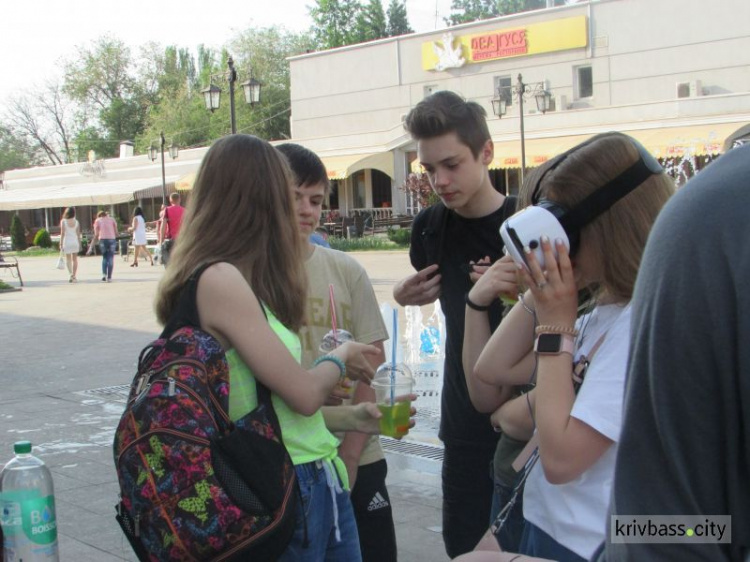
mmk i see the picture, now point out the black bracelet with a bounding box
[465,292,492,311]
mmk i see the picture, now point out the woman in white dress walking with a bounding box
[128,206,153,267]
[59,207,81,282]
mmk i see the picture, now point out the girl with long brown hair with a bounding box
[154,134,381,561]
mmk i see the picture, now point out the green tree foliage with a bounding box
[386,0,413,36]
[64,35,149,157]
[10,214,27,251]
[0,125,38,172]
[355,0,388,42]
[446,0,551,25]
[228,27,318,140]
[139,28,316,147]
[310,0,362,49]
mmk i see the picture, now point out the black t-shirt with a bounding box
[599,144,750,561]
[410,199,515,446]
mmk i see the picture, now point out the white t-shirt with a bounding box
[523,302,632,560]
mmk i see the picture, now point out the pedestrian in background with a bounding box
[59,206,81,282]
[89,210,118,282]
[128,206,153,267]
[159,192,185,267]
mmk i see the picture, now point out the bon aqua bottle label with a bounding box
[1,491,58,546]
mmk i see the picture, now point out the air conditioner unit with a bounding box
[676,80,703,98]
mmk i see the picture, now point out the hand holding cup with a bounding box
[371,363,416,438]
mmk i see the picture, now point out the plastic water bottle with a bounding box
[0,441,59,561]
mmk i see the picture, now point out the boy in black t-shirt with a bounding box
[393,91,521,558]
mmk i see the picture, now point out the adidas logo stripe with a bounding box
[367,492,390,511]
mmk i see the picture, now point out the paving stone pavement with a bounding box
[0,252,450,561]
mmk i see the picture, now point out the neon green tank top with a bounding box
[225,306,348,488]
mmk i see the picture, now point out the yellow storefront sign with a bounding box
[422,15,588,71]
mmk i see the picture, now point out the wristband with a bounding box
[313,354,346,381]
[534,324,579,337]
[465,292,492,312]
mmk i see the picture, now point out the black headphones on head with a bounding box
[500,132,664,270]
[529,132,664,256]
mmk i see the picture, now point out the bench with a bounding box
[369,215,414,235]
[0,256,23,287]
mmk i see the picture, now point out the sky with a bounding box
[0,0,453,109]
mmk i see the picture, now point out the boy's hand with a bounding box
[393,264,441,306]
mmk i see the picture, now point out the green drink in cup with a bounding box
[372,363,414,438]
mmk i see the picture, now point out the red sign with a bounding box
[471,29,528,61]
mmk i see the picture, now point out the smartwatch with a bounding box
[534,333,575,356]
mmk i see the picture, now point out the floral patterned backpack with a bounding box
[113,264,297,561]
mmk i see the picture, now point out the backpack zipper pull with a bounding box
[135,514,141,537]
[168,377,176,397]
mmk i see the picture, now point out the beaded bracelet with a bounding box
[313,354,347,381]
[534,324,579,337]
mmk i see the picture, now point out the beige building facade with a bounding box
[288,0,750,216]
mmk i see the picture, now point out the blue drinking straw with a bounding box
[391,308,397,404]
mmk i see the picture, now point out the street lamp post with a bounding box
[202,56,262,135]
[492,73,551,183]
[148,132,179,204]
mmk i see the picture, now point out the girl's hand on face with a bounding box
[519,237,578,327]
[468,254,520,308]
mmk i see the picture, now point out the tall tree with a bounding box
[0,125,38,172]
[63,35,149,156]
[355,0,388,42]
[446,0,550,25]
[310,0,362,49]
[386,0,413,36]
[5,92,67,165]
[228,27,318,141]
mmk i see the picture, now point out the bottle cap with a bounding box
[14,441,32,455]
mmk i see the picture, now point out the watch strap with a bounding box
[534,332,576,356]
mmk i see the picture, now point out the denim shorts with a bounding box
[277,459,362,562]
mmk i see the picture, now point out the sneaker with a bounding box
[102,276,106,282]
[69,276,73,283]
[107,278,112,283]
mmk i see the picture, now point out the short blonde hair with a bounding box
[531,133,674,300]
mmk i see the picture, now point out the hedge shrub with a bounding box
[10,215,26,251]
[386,227,411,247]
[33,228,52,248]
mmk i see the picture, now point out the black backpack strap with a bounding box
[252,297,276,409]
[160,263,215,337]
[501,195,518,222]
[421,203,450,267]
